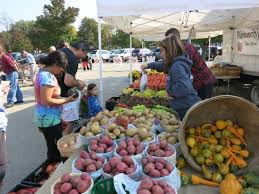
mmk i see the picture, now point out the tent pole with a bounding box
[98,17,104,107]
[142,40,144,62]
[208,35,211,61]
[129,33,133,84]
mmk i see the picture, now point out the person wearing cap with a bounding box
[58,40,89,134]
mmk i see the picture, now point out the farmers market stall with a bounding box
[30,84,259,194]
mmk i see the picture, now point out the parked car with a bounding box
[132,48,152,61]
[109,49,125,62]
[146,48,161,61]
[88,50,110,62]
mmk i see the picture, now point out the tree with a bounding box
[34,0,79,50]
[111,29,142,48]
[78,17,98,48]
[9,29,33,51]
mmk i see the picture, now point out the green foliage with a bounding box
[33,0,79,50]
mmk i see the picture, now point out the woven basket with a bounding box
[178,95,259,174]
[225,66,241,76]
[57,133,80,158]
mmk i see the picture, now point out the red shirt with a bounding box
[185,43,216,91]
[0,54,17,74]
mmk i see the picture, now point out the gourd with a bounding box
[191,175,219,187]
[220,174,243,194]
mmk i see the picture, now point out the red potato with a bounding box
[75,159,85,171]
[54,181,62,189]
[147,143,174,157]
[117,138,144,156]
[76,181,88,193]
[90,135,114,153]
[89,151,96,160]
[141,158,148,166]
[137,189,152,194]
[68,189,79,194]
[103,163,112,173]
[104,156,135,176]
[117,162,128,173]
[60,183,72,193]
[61,174,71,183]
[84,159,93,166]
[79,151,90,159]
[151,185,164,194]
[80,172,91,181]
[140,178,153,190]
[71,177,81,188]
[86,164,97,172]
[142,157,173,177]
[95,161,103,169]
[137,178,175,194]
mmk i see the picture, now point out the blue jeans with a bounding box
[6,71,23,104]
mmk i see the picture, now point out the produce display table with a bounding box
[215,75,240,94]
[36,148,219,194]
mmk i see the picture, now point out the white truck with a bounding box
[222,28,259,105]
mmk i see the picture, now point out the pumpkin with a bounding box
[220,174,242,194]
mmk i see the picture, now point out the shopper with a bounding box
[49,46,56,53]
[142,28,216,100]
[34,51,77,162]
[0,80,9,190]
[58,41,89,133]
[0,44,24,108]
[86,83,103,118]
[81,56,89,71]
[21,50,37,85]
[159,35,201,119]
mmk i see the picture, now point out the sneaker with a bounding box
[4,103,14,108]
[14,101,24,104]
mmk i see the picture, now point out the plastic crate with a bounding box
[8,183,39,193]
[105,97,120,111]
[21,158,64,187]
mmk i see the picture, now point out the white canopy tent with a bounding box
[95,0,259,105]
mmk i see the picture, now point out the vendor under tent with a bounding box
[95,0,259,106]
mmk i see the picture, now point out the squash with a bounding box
[237,128,244,137]
[232,145,242,151]
[227,149,247,169]
[230,138,242,145]
[191,175,219,187]
[221,148,231,159]
[220,174,243,194]
[219,157,233,176]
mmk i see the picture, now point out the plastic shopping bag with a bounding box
[140,72,147,92]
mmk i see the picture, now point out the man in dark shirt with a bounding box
[58,41,89,134]
[58,41,89,97]
[142,28,216,100]
[0,45,23,108]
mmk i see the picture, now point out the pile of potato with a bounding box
[158,132,178,145]
[137,178,176,194]
[104,123,126,140]
[103,156,137,176]
[74,151,105,173]
[147,141,174,157]
[59,135,77,150]
[53,173,92,194]
[79,111,114,138]
[141,156,174,178]
[116,138,144,156]
[89,135,115,153]
[126,127,154,143]
[160,117,179,133]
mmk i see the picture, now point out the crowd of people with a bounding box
[0,27,216,190]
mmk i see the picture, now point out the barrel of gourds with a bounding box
[178,95,259,174]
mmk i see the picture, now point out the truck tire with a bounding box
[250,80,259,105]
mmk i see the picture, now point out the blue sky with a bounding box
[0,0,97,30]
